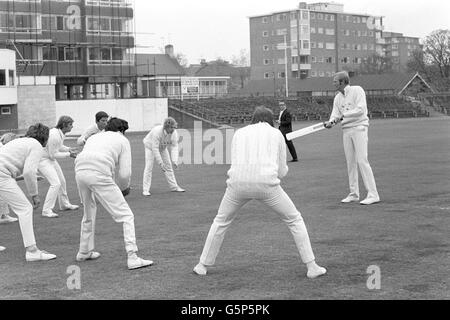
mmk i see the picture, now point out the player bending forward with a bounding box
[74,117,153,270]
[0,124,57,261]
[193,106,326,279]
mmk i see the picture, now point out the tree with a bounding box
[358,53,394,74]
[422,29,450,79]
[231,49,251,89]
[407,29,450,91]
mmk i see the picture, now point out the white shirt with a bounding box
[74,131,132,191]
[226,122,288,192]
[0,138,43,196]
[330,85,369,129]
[42,128,71,161]
[143,125,179,165]
[278,109,285,122]
[77,124,102,146]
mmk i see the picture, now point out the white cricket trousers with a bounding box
[39,158,72,212]
[342,126,379,199]
[199,186,316,266]
[142,147,178,192]
[0,199,9,215]
[0,173,36,247]
[75,170,138,254]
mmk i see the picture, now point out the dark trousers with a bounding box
[282,132,298,160]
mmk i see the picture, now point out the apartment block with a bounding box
[249,2,384,81]
[382,32,421,72]
[0,0,136,100]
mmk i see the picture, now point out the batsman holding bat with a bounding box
[324,71,380,205]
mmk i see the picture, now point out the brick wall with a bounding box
[17,85,56,130]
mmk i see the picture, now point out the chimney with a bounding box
[165,44,175,58]
[299,2,307,9]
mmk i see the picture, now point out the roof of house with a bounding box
[135,54,185,77]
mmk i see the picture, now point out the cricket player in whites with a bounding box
[193,106,326,279]
[75,117,153,270]
[324,71,380,205]
[0,124,57,261]
[76,111,109,146]
[142,117,185,196]
[39,116,79,218]
[0,133,19,224]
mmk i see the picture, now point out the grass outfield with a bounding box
[0,117,449,300]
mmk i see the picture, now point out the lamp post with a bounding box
[283,34,291,98]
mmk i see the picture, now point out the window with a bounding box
[319,71,325,77]
[392,44,398,49]
[310,12,315,19]
[277,28,287,36]
[369,31,374,37]
[362,17,367,23]
[291,12,297,20]
[42,15,56,30]
[65,47,81,61]
[303,40,310,49]
[1,106,11,115]
[362,44,368,50]
[324,14,329,21]
[264,72,270,79]
[0,70,5,86]
[326,43,335,50]
[325,57,334,63]
[262,31,269,37]
[326,72,332,77]
[362,30,367,37]
[317,42,324,49]
[318,56,324,63]
[326,28,335,35]
[262,17,268,23]
[263,45,269,51]
[278,58,286,64]
[278,72,285,78]
[302,11,308,20]
[392,51,399,57]
[101,48,111,60]
[311,70,317,77]
[317,13,323,20]
[318,27,323,34]
[310,27,316,34]
[311,56,316,63]
[330,15,335,21]
[341,57,349,64]
[43,46,57,61]
[292,56,299,64]
[344,30,350,36]
[263,59,270,65]
[56,16,64,30]
[311,42,316,48]
[301,25,309,35]
[9,70,14,86]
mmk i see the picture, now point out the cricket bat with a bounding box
[286,122,327,140]
[286,117,343,141]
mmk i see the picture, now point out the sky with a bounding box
[133,0,450,65]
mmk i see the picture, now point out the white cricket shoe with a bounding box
[142,191,151,196]
[76,251,101,262]
[0,246,5,252]
[307,264,327,279]
[193,263,207,276]
[127,255,154,270]
[360,196,380,205]
[171,187,185,192]
[0,214,18,224]
[341,195,359,203]
[61,204,79,211]
[26,249,57,262]
[42,211,59,218]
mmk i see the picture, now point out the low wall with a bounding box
[56,98,168,135]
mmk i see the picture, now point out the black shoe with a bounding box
[289,159,298,162]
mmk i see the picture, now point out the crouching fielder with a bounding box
[0,133,19,224]
[193,107,326,279]
[74,117,153,270]
[142,117,185,196]
[0,124,57,261]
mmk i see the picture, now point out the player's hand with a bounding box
[324,121,334,129]
[159,163,167,172]
[121,187,130,197]
[69,151,77,158]
[31,195,40,209]
[172,162,178,169]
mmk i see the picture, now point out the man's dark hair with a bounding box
[335,71,350,85]
[105,117,129,134]
[95,111,109,123]
[25,123,49,147]
[251,106,274,127]
[56,115,74,130]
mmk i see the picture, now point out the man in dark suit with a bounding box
[276,101,298,162]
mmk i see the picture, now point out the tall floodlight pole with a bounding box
[284,34,289,98]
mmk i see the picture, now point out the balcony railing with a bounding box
[85,0,132,7]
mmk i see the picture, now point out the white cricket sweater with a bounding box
[77,124,101,146]
[143,125,179,165]
[226,122,288,193]
[330,85,369,129]
[0,137,43,196]
[74,131,132,190]
[42,128,71,160]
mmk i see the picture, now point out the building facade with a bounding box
[0,0,135,100]
[249,2,384,81]
[382,32,421,72]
